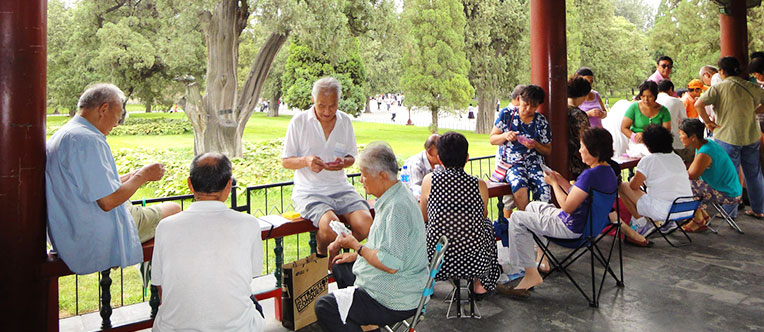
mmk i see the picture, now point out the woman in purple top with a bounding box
[497,128,618,298]
[575,67,608,127]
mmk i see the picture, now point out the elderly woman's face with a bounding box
[678,129,691,148]
[360,167,382,197]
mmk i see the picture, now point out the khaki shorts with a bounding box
[129,205,162,243]
[502,194,516,211]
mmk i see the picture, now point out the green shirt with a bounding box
[698,140,742,198]
[699,76,764,146]
[624,102,671,133]
[353,181,428,310]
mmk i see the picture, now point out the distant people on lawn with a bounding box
[315,142,428,332]
[621,80,671,158]
[151,153,265,332]
[402,134,441,198]
[695,56,764,219]
[281,76,372,261]
[490,85,552,212]
[419,132,501,298]
[45,83,180,275]
[574,67,608,128]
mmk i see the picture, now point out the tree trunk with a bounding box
[430,106,439,133]
[364,97,371,113]
[475,90,495,134]
[267,91,281,117]
[145,103,152,113]
[183,0,287,157]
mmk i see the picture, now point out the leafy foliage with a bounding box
[281,40,368,116]
[47,117,192,136]
[400,0,474,133]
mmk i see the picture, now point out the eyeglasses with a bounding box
[660,64,673,69]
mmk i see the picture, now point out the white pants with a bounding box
[508,202,580,268]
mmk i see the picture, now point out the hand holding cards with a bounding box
[329,220,351,236]
[540,163,553,174]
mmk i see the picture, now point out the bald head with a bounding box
[699,65,718,85]
[424,134,440,150]
[189,153,232,194]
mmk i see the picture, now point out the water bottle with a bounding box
[401,165,410,185]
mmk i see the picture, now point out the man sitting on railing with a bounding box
[315,142,428,331]
[281,77,373,261]
[45,83,180,275]
[402,133,441,198]
[151,153,264,332]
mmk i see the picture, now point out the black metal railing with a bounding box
[60,155,499,328]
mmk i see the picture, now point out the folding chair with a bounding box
[707,197,744,234]
[444,278,480,319]
[533,188,623,307]
[384,236,449,332]
[645,196,702,247]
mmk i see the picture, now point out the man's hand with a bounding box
[323,157,345,171]
[305,156,326,173]
[327,235,342,257]
[119,170,137,183]
[705,121,719,132]
[137,163,165,182]
[337,232,360,250]
[331,252,358,265]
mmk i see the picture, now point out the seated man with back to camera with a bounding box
[315,142,428,332]
[281,77,373,261]
[151,153,264,332]
[46,83,180,275]
[402,134,441,198]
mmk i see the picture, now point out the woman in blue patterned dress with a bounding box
[489,85,552,211]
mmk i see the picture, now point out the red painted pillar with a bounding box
[0,0,49,330]
[531,0,569,178]
[720,0,748,75]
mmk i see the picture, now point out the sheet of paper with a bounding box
[257,215,291,232]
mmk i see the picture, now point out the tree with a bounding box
[612,0,656,31]
[463,0,528,134]
[359,0,404,112]
[281,39,368,116]
[400,0,474,133]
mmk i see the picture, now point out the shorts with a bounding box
[636,194,693,221]
[293,190,370,227]
[502,194,516,211]
[129,204,162,243]
[673,147,695,165]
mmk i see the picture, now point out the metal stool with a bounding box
[444,279,481,319]
[707,200,744,234]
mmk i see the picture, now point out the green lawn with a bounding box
[53,111,499,318]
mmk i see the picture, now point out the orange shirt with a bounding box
[682,94,698,118]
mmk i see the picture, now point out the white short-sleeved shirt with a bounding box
[45,115,142,274]
[636,152,692,203]
[151,201,264,332]
[656,92,687,150]
[282,108,358,196]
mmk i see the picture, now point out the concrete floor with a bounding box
[272,214,764,332]
[62,214,764,332]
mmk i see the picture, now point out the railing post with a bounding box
[497,196,506,223]
[99,270,113,329]
[231,178,238,209]
[274,238,284,288]
[309,231,317,254]
[150,284,161,318]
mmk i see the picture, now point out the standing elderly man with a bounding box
[699,65,720,90]
[46,83,180,274]
[315,142,428,332]
[151,153,264,332]
[695,57,764,219]
[648,56,674,84]
[282,77,373,259]
[403,134,440,198]
[657,80,692,164]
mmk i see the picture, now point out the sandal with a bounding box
[744,210,764,219]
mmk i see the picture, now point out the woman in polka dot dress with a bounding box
[420,132,501,298]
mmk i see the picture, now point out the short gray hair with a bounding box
[312,77,342,100]
[699,65,718,79]
[77,83,126,110]
[358,142,398,179]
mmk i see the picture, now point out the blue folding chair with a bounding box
[533,188,623,307]
[645,196,702,247]
[384,236,449,332]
